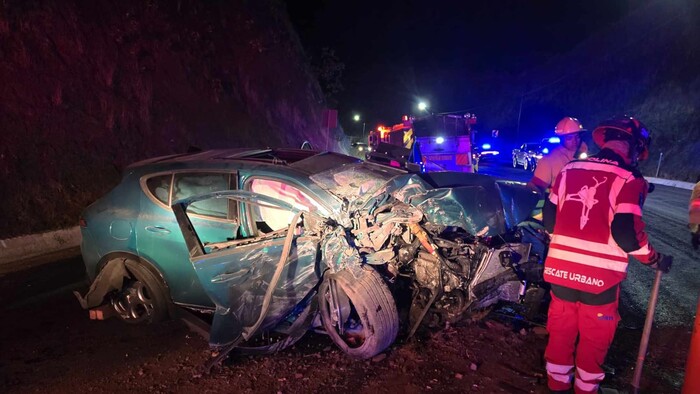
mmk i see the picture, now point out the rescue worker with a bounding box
[690,175,700,249]
[529,117,588,194]
[528,117,588,222]
[542,116,673,394]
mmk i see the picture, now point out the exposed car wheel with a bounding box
[512,156,518,168]
[529,160,537,172]
[523,159,529,171]
[110,259,170,324]
[319,266,399,359]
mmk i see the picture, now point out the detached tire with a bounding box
[110,259,170,324]
[319,266,399,359]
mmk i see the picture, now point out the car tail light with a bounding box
[79,217,88,228]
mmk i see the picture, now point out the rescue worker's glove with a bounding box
[692,232,700,250]
[649,253,673,273]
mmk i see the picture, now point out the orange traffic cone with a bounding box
[682,293,700,394]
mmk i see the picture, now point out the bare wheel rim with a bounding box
[512,156,518,167]
[322,277,365,349]
[111,280,155,322]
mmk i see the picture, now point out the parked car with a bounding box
[351,141,371,153]
[473,143,500,163]
[76,148,546,363]
[512,142,546,171]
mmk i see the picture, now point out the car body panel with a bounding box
[80,150,342,311]
[172,190,324,346]
[79,149,541,329]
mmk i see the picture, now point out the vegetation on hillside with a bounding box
[0,0,347,238]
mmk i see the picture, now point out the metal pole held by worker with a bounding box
[631,269,663,394]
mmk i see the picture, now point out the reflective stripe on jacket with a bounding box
[690,181,700,228]
[543,149,656,294]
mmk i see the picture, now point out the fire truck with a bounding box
[367,113,477,173]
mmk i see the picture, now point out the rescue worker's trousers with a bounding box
[544,292,620,394]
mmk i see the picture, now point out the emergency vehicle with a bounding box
[367,113,477,173]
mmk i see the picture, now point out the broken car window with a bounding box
[146,174,173,204]
[174,173,231,219]
[248,178,326,232]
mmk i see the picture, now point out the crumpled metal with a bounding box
[193,236,320,347]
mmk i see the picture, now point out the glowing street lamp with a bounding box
[353,114,366,139]
[418,102,428,112]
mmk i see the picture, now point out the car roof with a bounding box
[127,148,321,168]
[125,148,367,178]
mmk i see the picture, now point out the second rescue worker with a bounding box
[529,117,588,193]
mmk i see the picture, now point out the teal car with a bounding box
[76,148,545,361]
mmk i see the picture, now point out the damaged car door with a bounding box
[172,189,400,362]
[172,190,323,354]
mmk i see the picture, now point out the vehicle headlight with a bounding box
[579,152,588,159]
[535,154,543,159]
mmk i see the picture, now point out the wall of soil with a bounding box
[0,0,347,239]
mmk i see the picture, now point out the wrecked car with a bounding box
[76,148,546,363]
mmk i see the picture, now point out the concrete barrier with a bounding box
[646,177,695,190]
[0,226,81,266]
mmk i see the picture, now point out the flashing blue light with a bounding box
[436,136,445,144]
[481,143,491,150]
[542,147,550,154]
[548,137,561,143]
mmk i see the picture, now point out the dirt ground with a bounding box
[0,288,690,394]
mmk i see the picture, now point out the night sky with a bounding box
[286,0,647,136]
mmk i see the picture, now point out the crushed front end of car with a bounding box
[114,160,548,368]
[310,165,547,335]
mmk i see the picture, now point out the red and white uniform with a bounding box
[544,152,657,292]
[690,181,700,233]
[542,148,658,394]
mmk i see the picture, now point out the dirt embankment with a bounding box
[0,0,346,239]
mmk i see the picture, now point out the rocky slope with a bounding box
[0,0,347,238]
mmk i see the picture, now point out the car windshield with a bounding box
[308,161,405,205]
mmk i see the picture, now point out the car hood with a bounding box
[311,165,538,236]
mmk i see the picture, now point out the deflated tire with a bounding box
[319,266,399,359]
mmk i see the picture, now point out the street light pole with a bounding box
[516,91,524,141]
